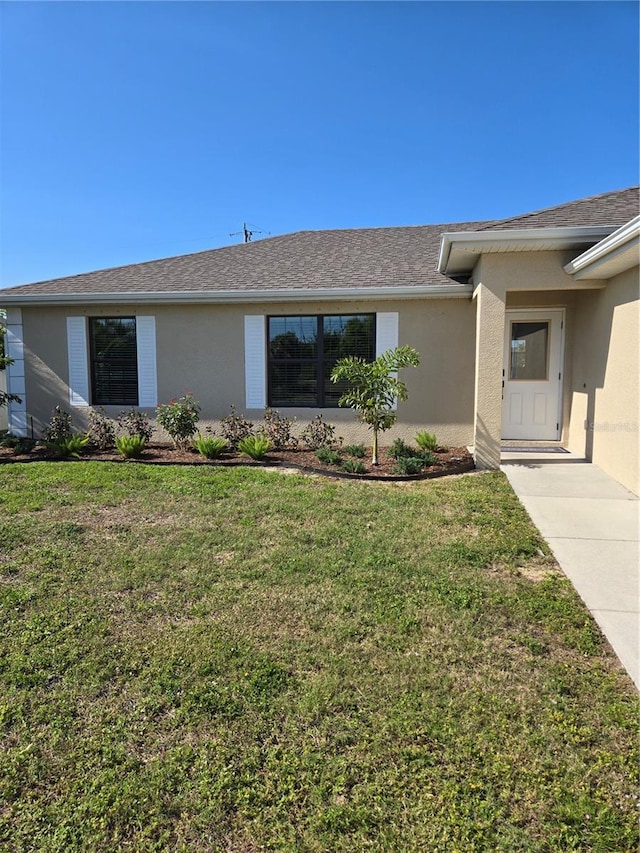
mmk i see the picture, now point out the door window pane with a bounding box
[510,321,549,380]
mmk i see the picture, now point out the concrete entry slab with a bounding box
[500,455,639,500]
[501,451,639,691]
[518,497,639,541]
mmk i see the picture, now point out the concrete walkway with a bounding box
[501,450,639,690]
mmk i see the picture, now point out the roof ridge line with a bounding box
[475,186,640,232]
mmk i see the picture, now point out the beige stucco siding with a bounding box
[473,250,603,293]
[19,298,476,447]
[474,253,606,457]
[567,267,639,494]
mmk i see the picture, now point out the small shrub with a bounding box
[118,409,153,443]
[1,434,36,454]
[220,405,254,449]
[115,435,146,459]
[88,408,116,450]
[342,459,367,474]
[238,434,271,460]
[300,415,336,450]
[48,434,90,459]
[418,449,435,466]
[415,430,438,452]
[343,443,366,458]
[156,393,200,448]
[389,437,417,460]
[393,456,425,476]
[315,447,343,466]
[44,406,73,444]
[193,435,227,459]
[262,408,297,450]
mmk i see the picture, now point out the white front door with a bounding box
[502,309,564,441]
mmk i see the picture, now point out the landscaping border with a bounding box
[0,449,475,481]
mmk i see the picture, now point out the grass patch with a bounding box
[0,464,638,851]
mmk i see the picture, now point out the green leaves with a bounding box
[238,434,271,460]
[47,434,91,459]
[330,346,420,464]
[156,393,201,449]
[115,434,146,459]
[193,434,228,459]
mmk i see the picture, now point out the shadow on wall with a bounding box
[15,347,67,438]
[474,412,501,469]
[569,275,638,484]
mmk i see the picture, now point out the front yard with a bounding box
[0,464,638,852]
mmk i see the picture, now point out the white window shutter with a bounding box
[375,312,399,357]
[376,311,400,410]
[136,316,157,407]
[244,315,266,409]
[66,317,89,407]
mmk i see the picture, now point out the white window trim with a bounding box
[66,314,157,408]
[136,316,158,407]
[6,308,27,435]
[245,315,266,409]
[67,317,90,407]
[244,311,399,410]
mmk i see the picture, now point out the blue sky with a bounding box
[1,1,638,287]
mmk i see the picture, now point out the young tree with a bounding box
[0,316,21,412]
[330,346,420,465]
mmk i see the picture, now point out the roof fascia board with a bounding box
[438,225,616,274]
[0,283,473,307]
[564,216,640,279]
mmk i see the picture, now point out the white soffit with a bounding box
[564,216,640,280]
[438,226,615,276]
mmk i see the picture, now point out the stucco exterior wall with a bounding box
[473,252,611,462]
[473,249,595,292]
[567,267,639,494]
[18,297,477,447]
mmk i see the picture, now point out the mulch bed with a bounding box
[0,443,474,481]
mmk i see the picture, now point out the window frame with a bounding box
[88,316,139,406]
[266,313,376,408]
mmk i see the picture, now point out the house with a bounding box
[1,187,638,493]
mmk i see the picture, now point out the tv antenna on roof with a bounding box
[229,222,270,243]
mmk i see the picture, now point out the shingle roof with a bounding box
[3,187,638,298]
[0,220,490,296]
[479,186,639,231]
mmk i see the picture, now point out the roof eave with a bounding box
[438,225,617,276]
[564,216,640,280]
[0,283,473,307]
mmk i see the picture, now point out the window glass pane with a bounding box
[93,363,138,406]
[269,317,317,359]
[323,315,374,360]
[323,360,350,407]
[269,361,317,407]
[510,322,549,380]
[267,314,375,407]
[90,318,138,405]
[92,318,136,359]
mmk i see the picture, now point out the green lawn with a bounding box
[0,463,638,852]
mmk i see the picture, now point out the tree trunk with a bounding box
[372,429,378,465]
